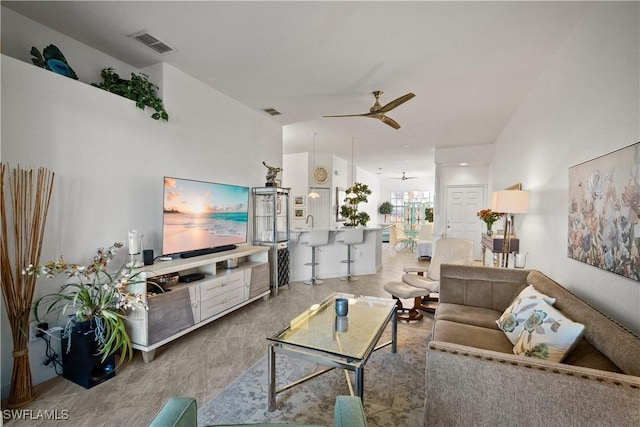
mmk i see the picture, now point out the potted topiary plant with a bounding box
[28,242,149,367]
[340,182,372,227]
[425,207,434,223]
[92,68,169,121]
[379,201,393,223]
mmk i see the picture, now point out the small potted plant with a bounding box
[476,209,504,235]
[27,242,148,367]
[425,207,434,223]
[340,182,372,227]
[379,201,393,223]
[92,68,169,121]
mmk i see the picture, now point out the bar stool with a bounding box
[299,229,329,285]
[336,228,364,281]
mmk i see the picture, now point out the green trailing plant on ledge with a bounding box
[340,182,372,227]
[92,68,169,121]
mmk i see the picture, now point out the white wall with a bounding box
[1,18,282,396]
[0,6,139,85]
[283,152,309,228]
[491,2,640,334]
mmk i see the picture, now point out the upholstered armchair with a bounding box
[416,222,433,259]
[149,395,367,427]
[384,238,474,321]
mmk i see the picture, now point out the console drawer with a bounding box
[200,271,244,301]
[200,286,245,320]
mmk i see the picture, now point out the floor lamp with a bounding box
[491,189,529,267]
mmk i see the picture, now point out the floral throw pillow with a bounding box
[513,300,585,362]
[496,285,556,345]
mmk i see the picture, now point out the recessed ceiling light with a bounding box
[459,162,468,166]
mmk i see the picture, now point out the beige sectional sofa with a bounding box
[425,264,640,426]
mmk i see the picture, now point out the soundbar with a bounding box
[179,244,237,259]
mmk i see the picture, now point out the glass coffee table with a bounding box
[267,292,397,411]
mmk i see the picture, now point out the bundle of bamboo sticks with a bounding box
[0,163,55,408]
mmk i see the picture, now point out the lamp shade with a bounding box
[491,190,530,214]
[308,191,320,198]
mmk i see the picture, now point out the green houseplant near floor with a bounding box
[28,242,148,367]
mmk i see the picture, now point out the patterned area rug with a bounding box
[198,320,431,427]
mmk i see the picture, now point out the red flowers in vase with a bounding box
[476,209,504,233]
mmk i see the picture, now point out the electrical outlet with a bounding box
[29,322,40,342]
[28,322,48,341]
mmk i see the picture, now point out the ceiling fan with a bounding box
[393,172,417,181]
[323,90,415,129]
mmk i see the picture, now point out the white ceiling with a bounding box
[3,1,590,178]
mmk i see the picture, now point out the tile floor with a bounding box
[1,244,430,426]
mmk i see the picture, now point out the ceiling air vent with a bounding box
[129,30,175,55]
[262,108,281,116]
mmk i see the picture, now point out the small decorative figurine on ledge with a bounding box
[262,161,282,187]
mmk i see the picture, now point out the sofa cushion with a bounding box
[526,271,640,376]
[496,285,556,344]
[438,264,529,312]
[436,303,502,330]
[433,319,514,353]
[513,300,585,362]
[562,338,623,373]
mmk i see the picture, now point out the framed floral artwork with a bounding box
[293,195,305,207]
[294,208,305,218]
[568,142,640,282]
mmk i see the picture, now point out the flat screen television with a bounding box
[162,176,249,257]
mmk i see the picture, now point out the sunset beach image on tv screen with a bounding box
[162,177,249,255]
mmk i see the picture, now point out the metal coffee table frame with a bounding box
[267,292,397,411]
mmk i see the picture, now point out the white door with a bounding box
[444,185,484,260]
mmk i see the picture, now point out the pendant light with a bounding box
[308,133,320,199]
[347,137,357,199]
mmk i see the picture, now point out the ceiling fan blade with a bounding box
[322,113,370,118]
[379,93,415,113]
[380,115,401,129]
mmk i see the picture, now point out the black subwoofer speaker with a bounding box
[62,330,115,389]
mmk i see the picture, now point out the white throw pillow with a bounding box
[513,300,585,362]
[496,285,556,345]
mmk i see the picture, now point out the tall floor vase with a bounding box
[0,164,55,407]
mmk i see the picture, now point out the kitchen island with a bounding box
[289,226,385,282]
